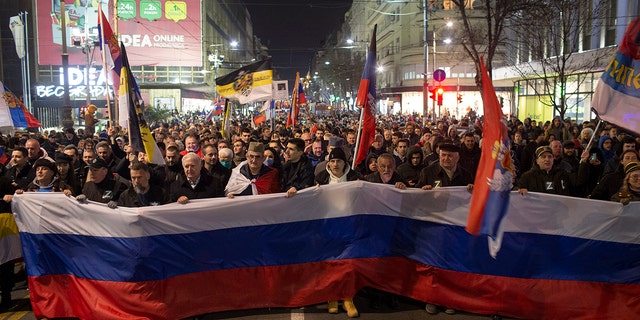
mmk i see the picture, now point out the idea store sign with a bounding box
[35,0,202,67]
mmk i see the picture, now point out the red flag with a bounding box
[352,25,377,168]
[287,72,304,128]
[466,57,514,257]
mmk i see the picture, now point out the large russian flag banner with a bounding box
[12,184,640,320]
[592,17,640,134]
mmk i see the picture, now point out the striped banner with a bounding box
[11,184,640,319]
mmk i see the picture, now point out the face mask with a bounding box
[263,158,274,166]
[220,161,231,169]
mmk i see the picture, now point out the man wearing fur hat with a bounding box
[225,142,281,197]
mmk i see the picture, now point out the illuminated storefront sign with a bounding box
[35,67,113,99]
[36,0,202,67]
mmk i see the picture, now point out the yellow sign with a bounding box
[165,1,187,22]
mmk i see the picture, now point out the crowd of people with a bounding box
[1,110,639,315]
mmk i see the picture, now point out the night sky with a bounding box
[245,0,353,84]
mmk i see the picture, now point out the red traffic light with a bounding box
[436,87,444,106]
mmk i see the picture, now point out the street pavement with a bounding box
[2,281,512,320]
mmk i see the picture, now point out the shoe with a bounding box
[343,299,359,318]
[327,300,339,314]
[425,303,438,314]
[444,308,456,315]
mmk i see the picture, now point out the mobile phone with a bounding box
[590,153,597,161]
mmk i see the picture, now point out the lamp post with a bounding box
[60,0,74,129]
[422,0,430,125]
[209,44,226,99]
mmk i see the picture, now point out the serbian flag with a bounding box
[592,17,640,134]
[97,6,121,76]
[119,43,164,165]
[287,72,305,127]
[0,82,41,129]
[466,57,514,258]
[352,25,378,169]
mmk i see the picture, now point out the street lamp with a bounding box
[209,44,226,98]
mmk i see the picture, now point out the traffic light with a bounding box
[436,87,444,106]
[457,93,463,103]
[429,87,436,100]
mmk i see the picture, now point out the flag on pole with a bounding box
[216,60,273,104]
[9,16,25,59]
[352,25,378,169]
[220,99,231,140]
[0,82,41,129]
[466,56,514,258]
[287,72,306,127]
[592,17,640,134]
[118,43,164,165]
[97,6,121,75]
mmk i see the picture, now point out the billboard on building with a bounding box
[36,0,202,67]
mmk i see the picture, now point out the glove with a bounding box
[76,194,87,203]
[107,200,118,209]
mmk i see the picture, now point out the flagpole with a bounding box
[583,118,603,155]
[112,0,119,126]
[352,107,366,169]
[98,5,113,127]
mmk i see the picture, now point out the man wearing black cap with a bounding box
[78,158,128,207]
[561,140,580,173]
[315,148,363,185]
[417,143,473,190]
[517,145,575,196]
[18,159,72,195]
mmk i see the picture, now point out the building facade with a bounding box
[7,0,265,129]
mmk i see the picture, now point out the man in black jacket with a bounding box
[418,143,473,190]
[78,158,128,207]
[281,138,315,198]
[169,153,223,203]
[118,162,167,207]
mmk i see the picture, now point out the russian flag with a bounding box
[592,17,640,134]
[12,184,640,320]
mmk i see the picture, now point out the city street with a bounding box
[2,278,509,320]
